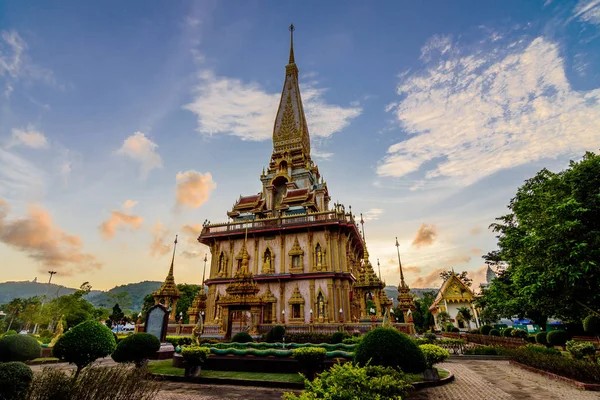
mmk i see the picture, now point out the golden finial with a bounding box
[168,234,178,278]
[395,237,406,287]
[289,24,295,64]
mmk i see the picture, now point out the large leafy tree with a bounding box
[480,152,600,323]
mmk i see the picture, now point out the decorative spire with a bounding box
[288,24,295,64]
[168,235,178,278]
[360,213,366,242]
[377,258,381,281]
[395,237,406,288]
[202,254,208,286]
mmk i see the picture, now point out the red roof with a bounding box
[237,194,261,205]
[285,188,309,198]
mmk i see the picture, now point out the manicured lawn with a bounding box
[147,360,304,383]
[29,357,60,363]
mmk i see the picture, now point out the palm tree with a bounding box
[457,306,473,330]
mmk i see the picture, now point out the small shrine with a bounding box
[395,237,416,331]
[153,235,182,322]
[188,254,209,325]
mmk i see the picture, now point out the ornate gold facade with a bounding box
[197,26,397,338]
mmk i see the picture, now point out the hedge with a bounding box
[0,362,33,400]
[111,333,161,367]
[547,330,569,347]
[535,331,548,346]
[489,329,501,336]
[479,325,493,335]
[0,334,41,362]
[231,332,253,343]
[354,327,426,373]
[583,315,600,336]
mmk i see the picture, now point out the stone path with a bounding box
[411,359,600,400]
[156,382,294,400]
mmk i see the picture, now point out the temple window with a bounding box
[288,284,306,323]
[292,255,300,268]
[288,237,304,272]
[292,304,301,319]
[317,292,325,319]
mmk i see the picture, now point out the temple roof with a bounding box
[429,274,475,310]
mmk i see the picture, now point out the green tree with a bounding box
[109,304,125,329]
[457,306,473,330]
[175,284,201,324]
[480,152,600,322]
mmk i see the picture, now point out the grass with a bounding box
[404,368,449,383]
[147,360,304,383]
[29,357,60,363]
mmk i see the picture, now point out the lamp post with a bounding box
[309,308,313,324]
[339,308,343,324]
[282,309,285,325]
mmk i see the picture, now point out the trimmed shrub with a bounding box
[424,332,437,341]
[451,327,460,333]
[509,347,600,384]
[511,329,528,339]
[39,329,53,339]
[0,333,41,362]
[282,362,411,400]
[469,328,480,334]
[583,315,600,336]
[0,362,33,400]
[354,327,426,373]
[480,325,493,336]
[342,336,362,345]
[285,333,331,344]
[265,325,286,343]
[535,331,548,345]
[181,346,210,367]
[292,347,327,380]
[566,340,596,360]
[330,331,350,344]
[111,333,161,367]
[231,331,253,343]
[501,327,514,337]
[526,334,537,344]
[525,344,560,356]
[547,330,569,347]
[53,320,116,377]
[165,336,193,347]
[419,344,449,368]
[2,330,17,337]
[489,329,500,336]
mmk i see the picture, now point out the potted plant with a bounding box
[181,346,210,377]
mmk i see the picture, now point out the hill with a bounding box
[0,280,162,312]
[383,286,438,306]
[87,281,162,310]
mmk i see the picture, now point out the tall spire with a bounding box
[288,24,295,64]
[395,237,406,288]
[377,258,381,281]
[168,234,178,278]
[271,24,311,163]
[202,254,208,286]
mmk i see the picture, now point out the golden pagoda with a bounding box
[153,235,182,322]
[188,254,209,324]
[395,237,416,328]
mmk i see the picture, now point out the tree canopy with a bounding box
[479,152,600,323]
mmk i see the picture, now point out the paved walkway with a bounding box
[31,359,600,399]
[412,359,600,400]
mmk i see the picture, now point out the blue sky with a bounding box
[1,1,599,290]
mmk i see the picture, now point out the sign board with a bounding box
[145,304,169,342]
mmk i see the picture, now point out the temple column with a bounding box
[308,231,313,272]
[279,281,285,323]
[309,280,315,318]
[228,240,234,277]
[327,281,334,323]
[342,281,350,321]
[280,234,286,273]
[254,237,259,275]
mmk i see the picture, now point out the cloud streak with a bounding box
[412,223,438,248]
[9,126,48,149]
[0,198,101,275]
[380,36,600,186]
[98,210,143,240]
[116,132,163,178]
[175,170,216,209]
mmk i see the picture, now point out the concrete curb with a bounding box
[412,368,455,389]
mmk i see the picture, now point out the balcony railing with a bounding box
[201,210,358,235]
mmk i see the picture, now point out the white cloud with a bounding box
[379,37,600,186]
[116,131,163,178]
[0,147,45,199]
[573,0,600,26]
[122,200,138,209]
[184,70,362,142]
[9,126,48,149]
[362,208,384,222]
[175,170,216,209]
[420,34,453,61]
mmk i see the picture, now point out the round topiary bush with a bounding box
[480,325,493,335]
[0,362,33,400]
[231,331,253,343]
[0,333,41,362]
[489,329,500,336]
[111,333,161,367]
[451,327,460,333]
[526,334,537,344]
[330,331,350,344]
[265,325,285,343]
[418,344,450,369]
[583,315,600,336]
[501,327,514,337]
[354,327,426,373]
[547,330,569,347]
[1,330,17,338]
[535,331,548,345]
[292,347,327,380]
[53,320,116,377]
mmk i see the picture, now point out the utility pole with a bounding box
[33,271,57,334]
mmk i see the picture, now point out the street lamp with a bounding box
[282,309,286,324]
[309,308,313,324]
[339,308,343,323]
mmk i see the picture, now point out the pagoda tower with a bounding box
[198,25,365,336]
[188,254,209,324]
[395,237,416,327]
[153,235,182,322]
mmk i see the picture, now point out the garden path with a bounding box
[412,359,599,400]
